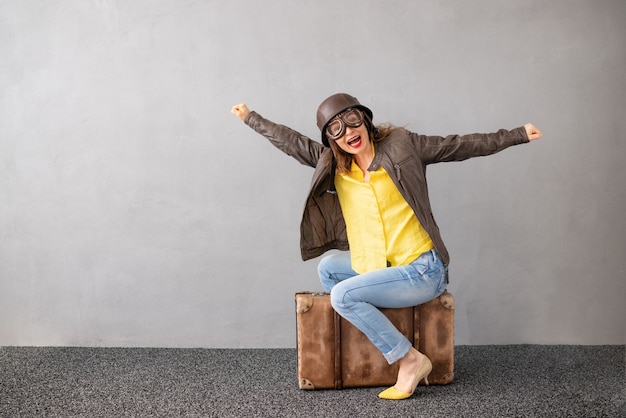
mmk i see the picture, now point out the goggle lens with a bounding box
[325,108,364,140]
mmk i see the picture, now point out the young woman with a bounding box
[231,93,542,400]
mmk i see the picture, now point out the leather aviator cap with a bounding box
[316,93,373,146]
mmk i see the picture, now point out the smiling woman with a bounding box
[230,93,541,400]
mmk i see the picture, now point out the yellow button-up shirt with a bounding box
[335,158,434,274]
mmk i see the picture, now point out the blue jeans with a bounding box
[318,249,447,364]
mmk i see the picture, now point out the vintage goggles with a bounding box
[325,108,365,141]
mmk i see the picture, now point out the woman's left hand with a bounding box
[524,123,542,141]
[231,103,251,121]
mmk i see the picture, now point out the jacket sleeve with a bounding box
[409,126,530,164]
[244,111,325,168]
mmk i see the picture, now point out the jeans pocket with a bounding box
[411,250,446,288]
[412,250,436,274]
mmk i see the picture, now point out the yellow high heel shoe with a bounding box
[378,355,432,400]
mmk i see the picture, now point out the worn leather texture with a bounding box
[295,291,455,389]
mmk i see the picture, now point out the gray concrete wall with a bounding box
[1,0,624,347]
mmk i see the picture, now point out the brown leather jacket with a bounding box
[245,111,529,275]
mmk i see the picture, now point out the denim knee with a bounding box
[317,252,355,292]
[329,284,348,313]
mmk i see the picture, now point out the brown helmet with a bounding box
[316,93,373,146]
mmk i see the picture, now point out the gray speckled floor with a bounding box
[1,345,623,417]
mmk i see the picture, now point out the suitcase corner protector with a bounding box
[295,294,314,314]
[298,378,315,390]
[440,372,454,384]
[439,291,455,310]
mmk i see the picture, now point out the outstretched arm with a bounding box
[411,122,541,165]
[229,103,325,168]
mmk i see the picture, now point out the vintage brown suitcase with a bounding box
[295,290,454,390]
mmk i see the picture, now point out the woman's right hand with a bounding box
[524,123,542,141]
[231,103,251,121]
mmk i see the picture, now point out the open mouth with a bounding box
[347,135,362,148]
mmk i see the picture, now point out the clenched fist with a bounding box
[231,103,251,121]
[524,123,542,141]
